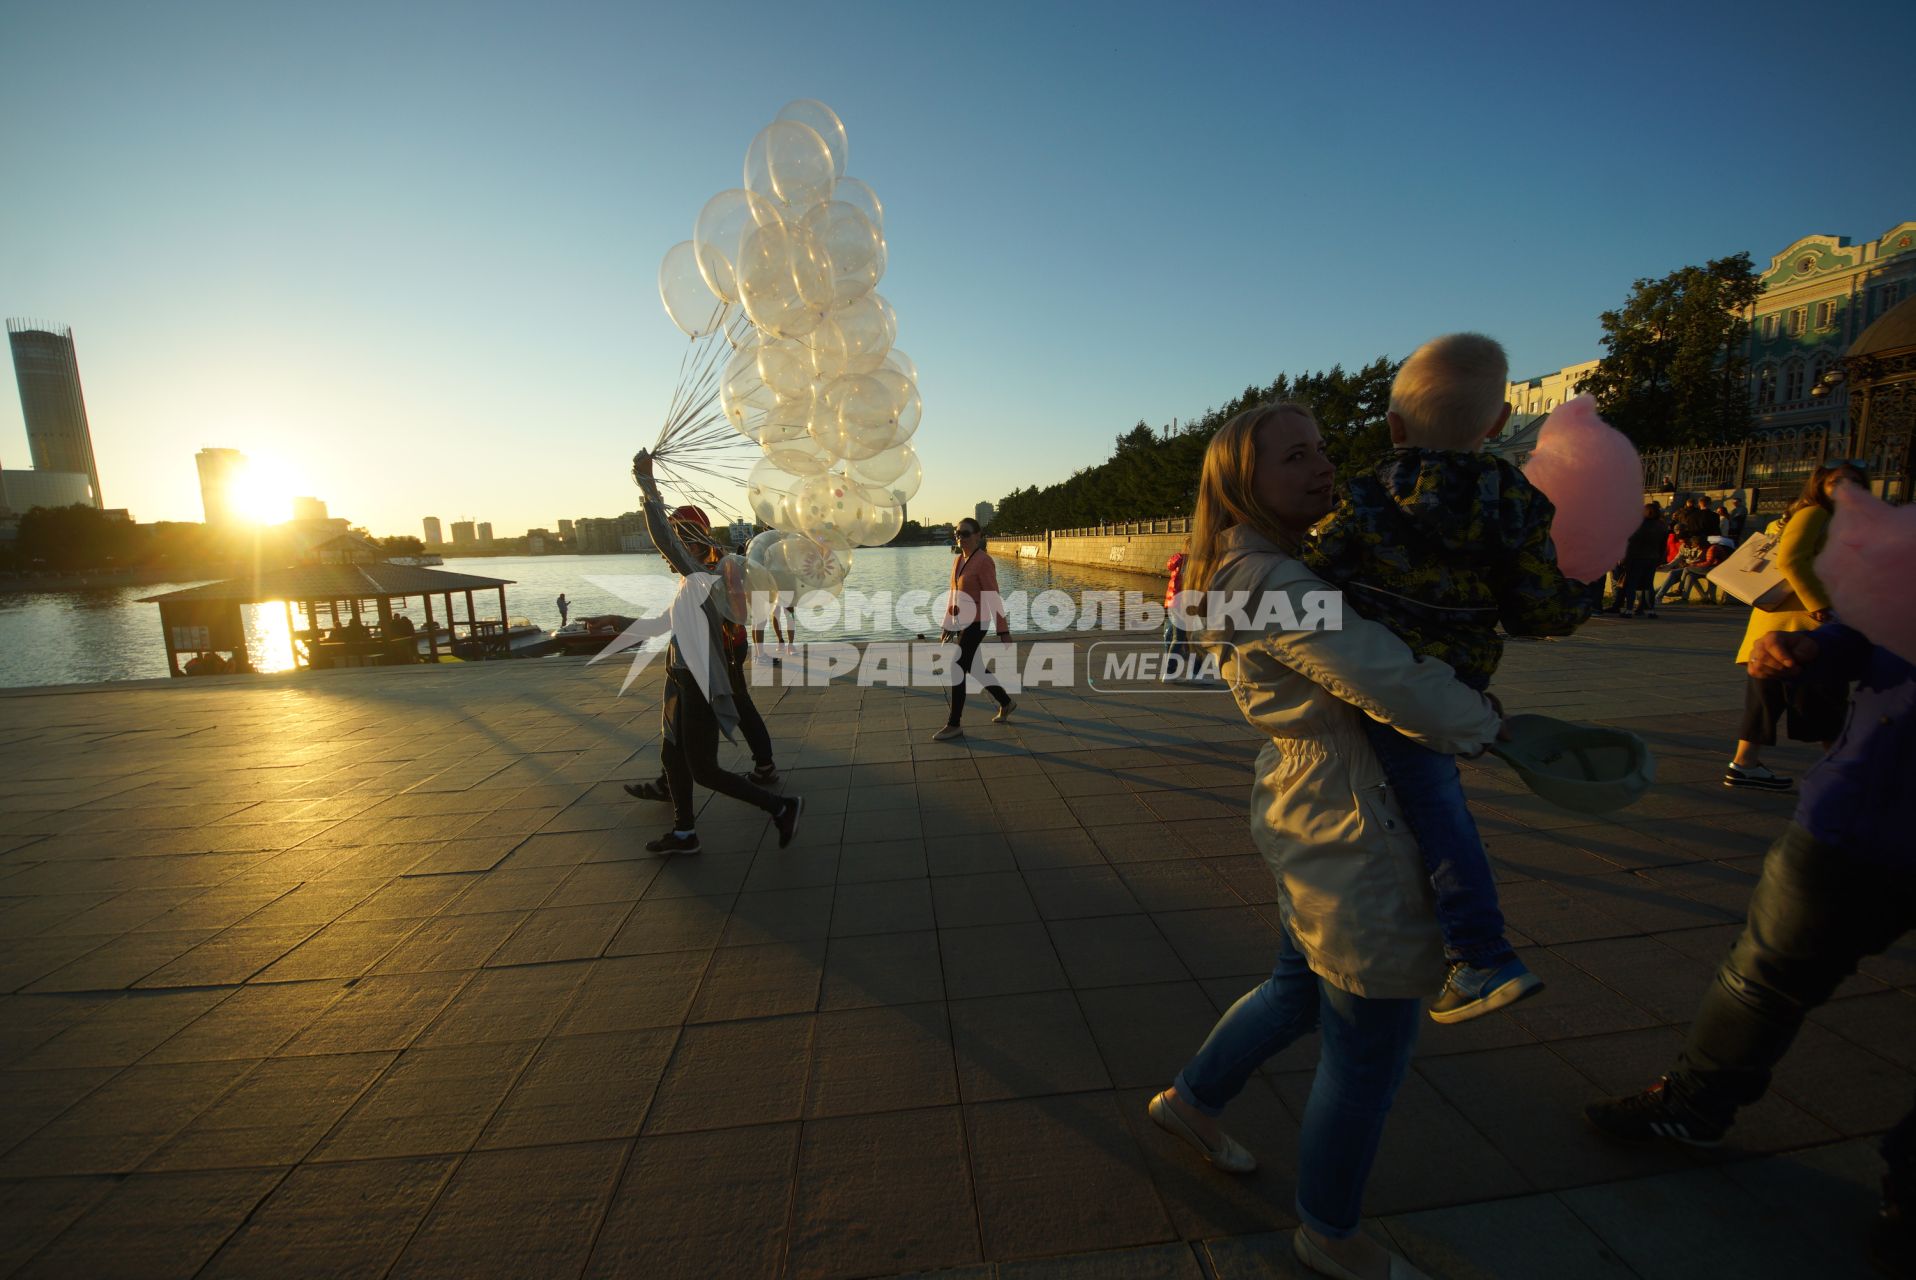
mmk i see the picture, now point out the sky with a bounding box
[3,0,1911,536]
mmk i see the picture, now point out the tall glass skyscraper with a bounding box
[7,319,103,508]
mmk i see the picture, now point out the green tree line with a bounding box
[992,358,1398,532]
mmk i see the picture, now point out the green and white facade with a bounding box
[1745,222,1916,434]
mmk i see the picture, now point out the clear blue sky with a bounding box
[2,0,1909,535]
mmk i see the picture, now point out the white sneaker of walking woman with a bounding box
[1294,1225,1432,1280]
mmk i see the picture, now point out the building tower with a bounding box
[423,516,443,545]
[7,319,104,508]
[195,448,247,525]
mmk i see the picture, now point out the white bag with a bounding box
[1707,529,1801,612]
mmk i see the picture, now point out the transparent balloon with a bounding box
[835,176,884,234]
[882,346,918,385]
[756,336,816,400]
[747,456,802,526]
[659,240,725,337]
[809,292,895,380]
[721,344,778,442]
[736,218,835,339]
[849,441,913,485]
[746,529,802,593]
[713,554,779,628]
[870,366,922,445]
[800,201,885,303]
[856,500,904,547]
[764,431,838,477]
[744,120,836,212]
[694,188,782,305]
[853,446,921,506]
[791,471,872,551]
[775,99,848,178]
[829,372,914,459]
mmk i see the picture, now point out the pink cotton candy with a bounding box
[1818,482,1916,666]
[1521,395,1642,583]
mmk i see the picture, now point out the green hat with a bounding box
[1488,715,1656,814]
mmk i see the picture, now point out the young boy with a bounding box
[1309,333,1592,1022]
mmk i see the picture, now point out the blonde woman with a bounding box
[1146,404,1503,1280]
[1725,462,1866,790]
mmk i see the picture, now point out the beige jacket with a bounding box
[1206,527,1503,999]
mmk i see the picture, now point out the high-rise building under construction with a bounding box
[7,319,103,508]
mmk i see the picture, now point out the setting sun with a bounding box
[230,455,296,525]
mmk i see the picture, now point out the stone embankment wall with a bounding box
[1007,532,1185,581]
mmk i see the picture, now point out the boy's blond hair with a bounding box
[1389,332,1510,450]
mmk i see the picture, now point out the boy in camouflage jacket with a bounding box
[1308,334,1592,1022]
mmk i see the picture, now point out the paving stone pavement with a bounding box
[0,606,1906,1279]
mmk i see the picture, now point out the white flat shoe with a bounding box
[1293,1226,1431,1280]
[1146,1090,1256,1174]
[931,725,963,741]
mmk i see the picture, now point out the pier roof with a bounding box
[139,561,515,604]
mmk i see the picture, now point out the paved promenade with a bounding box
[0,609,1905,1278]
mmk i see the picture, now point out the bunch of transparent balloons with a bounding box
[657,100,921,614]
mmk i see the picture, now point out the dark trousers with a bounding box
[1670,825,1915,1180]
[649,650,775,796]
[660,667,780,830]
[1619,562,1657,613]
[728,650,774,768]
[1740,670,1850,745]
[946,622,1011,725]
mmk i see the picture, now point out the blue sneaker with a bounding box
[1429,956,1543,1024]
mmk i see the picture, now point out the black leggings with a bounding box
[946,622,1010,726]
[661,667,780,829]
[1739,669,1850,746]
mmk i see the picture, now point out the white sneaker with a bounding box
[1724,762,1792,791]
[932,724,963,741]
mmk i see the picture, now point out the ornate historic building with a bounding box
[1746,221,1916,435]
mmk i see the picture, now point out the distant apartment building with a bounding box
[527,528,551,554]
[575,513,653,555]
[7,319,104,509]
[0,463,94,516]
[477,521,494,542]
[422,516,443,544]
[291,496,328,521]
[974,501,995,528]
[195,448,247,525]
[1504,359,1600,418]
[557,518,575,538]
[450,520,477,546]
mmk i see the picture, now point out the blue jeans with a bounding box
[1173,927,1422,1239]
[1163,616,1187,658]
[1361,718,1512,968]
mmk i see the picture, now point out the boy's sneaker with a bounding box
[1643,609,1659,618]
[774,796,803,849]
[749,762,780,785]
[1584,1078,1726,1147]
[645,830,701,855]
[623,778,672,802]
[1429,956,1544,1024]
[1724,762,1793,791]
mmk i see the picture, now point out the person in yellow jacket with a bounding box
[1725,462,1867,789]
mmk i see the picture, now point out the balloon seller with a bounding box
[623,448,802,855]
